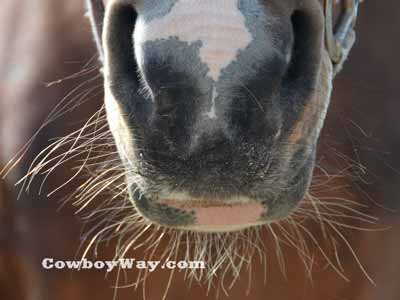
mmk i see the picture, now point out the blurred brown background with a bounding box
[1,1,400,299]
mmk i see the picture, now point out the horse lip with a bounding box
[159,199,267,229]
[158,199,251,209]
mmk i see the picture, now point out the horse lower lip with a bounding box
[160,200,266,227]
[194,204,265,226]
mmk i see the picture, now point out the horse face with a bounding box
[91,0,333,232]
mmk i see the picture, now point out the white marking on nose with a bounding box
[205,86,218,119]
[134,0,252,81]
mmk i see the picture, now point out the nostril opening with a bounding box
[105,3,154,125]
[105,3,139,88]
[284,10,323,84]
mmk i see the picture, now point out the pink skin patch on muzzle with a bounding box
[195,204,265,226]
[160,200,266,230]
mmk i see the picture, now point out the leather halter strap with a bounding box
[324,0,361,73]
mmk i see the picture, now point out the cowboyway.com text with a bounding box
[42,258,206,273]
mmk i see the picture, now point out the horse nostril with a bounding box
[284,9,324,84]
[104,3,138,88]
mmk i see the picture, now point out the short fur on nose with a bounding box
[127,0,291,167]
[134,0,253,82]
[133,0,284,124]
